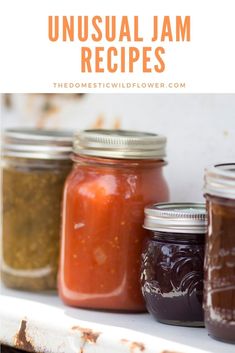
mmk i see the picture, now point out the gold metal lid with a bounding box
[73,129,167,160]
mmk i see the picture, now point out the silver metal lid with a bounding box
[73,129,166,160]
[2,128,73,160]
[144,202,206,234]
[204,163,235,199]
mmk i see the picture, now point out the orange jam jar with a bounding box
[59,129,169,311]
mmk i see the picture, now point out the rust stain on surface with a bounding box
[72,325,100,343]
[121,339,145,353]
[72,325,101,353]
[14,319,35,352]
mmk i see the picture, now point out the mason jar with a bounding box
[2,128,72,291]
[141,202,206,326]
[204,163,235,343]
[59,129,169,311]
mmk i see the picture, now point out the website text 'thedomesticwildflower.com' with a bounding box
[52,81,186,90]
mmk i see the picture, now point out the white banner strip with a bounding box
[0,0,234,93]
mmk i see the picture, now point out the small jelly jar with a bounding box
[204,163,235,343]
[141,203,206,326]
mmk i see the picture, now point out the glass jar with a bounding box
[141,203,206,326]
[2,128,72,291]
[59,129,169,311]
[204,163,235,343]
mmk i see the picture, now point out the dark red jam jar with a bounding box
[141,203,206,327]
[204,163,235,344]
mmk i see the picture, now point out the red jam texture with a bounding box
[59,156,169,311]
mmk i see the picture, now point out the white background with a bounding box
[2,93,235,201]
[0,0,235,92]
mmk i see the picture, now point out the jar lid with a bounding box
[3,128,73,160]
[144,202,207,234]
[73,129,166,160]
[204,163,235,199]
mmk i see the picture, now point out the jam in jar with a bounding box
[141,203,206,326]
[2,129,72,291]
[59,129,169,311]
[204,163,235,343]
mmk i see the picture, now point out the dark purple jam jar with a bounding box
[141,203,206,327]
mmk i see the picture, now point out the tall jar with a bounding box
[204,163,235,343]
[2,129,72,291]
[59,129,169,311]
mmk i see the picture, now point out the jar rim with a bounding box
[72,153,166,166]
[73,129,167,160]
[143,202,207,234]
[204,163,235,200]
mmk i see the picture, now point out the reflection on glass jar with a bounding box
[141,203,206,326]
[1,129,72,291]
[59,129,169,312]
[204,163,235,343]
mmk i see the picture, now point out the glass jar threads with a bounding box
[204,163,235,343]
[59,129,169,311]
[2,129,72,291]
[141,203,206,326]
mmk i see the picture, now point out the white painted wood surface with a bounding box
[0,285,234,353]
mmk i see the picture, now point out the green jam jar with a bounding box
[2,128,73,291]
